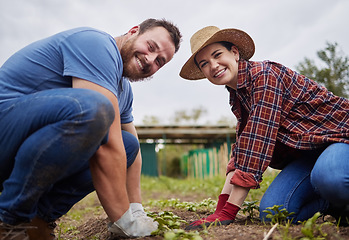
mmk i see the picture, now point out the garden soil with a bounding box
[57,193,349,240]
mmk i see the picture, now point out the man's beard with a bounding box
[120,38,153,83]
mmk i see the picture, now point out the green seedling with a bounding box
[164,229,203,240]
[148,211,187,236]
[300,212,332,240]
[277,221,294,240]
[148,210,206,239]
[241,200,260,219]
[263,205,295,224]
[57,222,80,235]
[196,198,216,213]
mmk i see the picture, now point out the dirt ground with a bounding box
[58,202,349,240]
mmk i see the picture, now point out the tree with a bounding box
[296,42,349,98]
[142,115,160,125]
[217,115,236,126]
[191,106,208,123]
[172,109,191,124]
[171,106,207,124]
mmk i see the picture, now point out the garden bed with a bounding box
[56,176,349,239]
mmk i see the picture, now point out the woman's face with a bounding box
[195,42,239,89]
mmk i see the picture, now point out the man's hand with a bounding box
[108,207,158,238]
[130,203,147,218]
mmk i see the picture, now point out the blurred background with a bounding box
[1,0,349,125]
[1,0,348,177]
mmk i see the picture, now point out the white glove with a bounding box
[108,207,158,238]
[130,202,158,227]
[130,202,147,217]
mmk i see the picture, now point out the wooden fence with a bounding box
[182,143,230,179]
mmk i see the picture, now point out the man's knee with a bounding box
[122,131,140,168]
[75,89,115,134]
[87,91,114,124]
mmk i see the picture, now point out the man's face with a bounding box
[120,26,176,82]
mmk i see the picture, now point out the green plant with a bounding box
[241,200,260,219]
[147,210,206,239]
[148,211,187,236]
[263,205,295,224]
[164,229,203,240]
[277,221,294,240]
[57,222,80,235]
[300,212,332,240]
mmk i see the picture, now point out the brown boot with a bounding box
[0,221,31,240]
[26,217,56,240]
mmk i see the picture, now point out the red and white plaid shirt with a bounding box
[227,60,349,189]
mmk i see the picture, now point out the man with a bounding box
[0,18,182,239]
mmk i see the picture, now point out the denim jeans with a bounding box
[260,143,349,223]
[0,88,139,224]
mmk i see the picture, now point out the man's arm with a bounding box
[121,122,142,203]
[73,77,129,222]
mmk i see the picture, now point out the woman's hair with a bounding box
[194,41,236,68]
[218,41,235,51]
[138,18,182,53]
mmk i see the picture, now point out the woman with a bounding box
[179,26,349,229]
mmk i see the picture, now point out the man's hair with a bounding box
[138,18,182,53]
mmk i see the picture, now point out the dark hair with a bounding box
[138,18,182,53]
[194,41,237,69]
[220,41,241,60]
[218,41,235,51]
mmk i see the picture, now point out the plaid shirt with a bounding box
[226,60,349,189]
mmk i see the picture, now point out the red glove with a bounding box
[185,202,240,230]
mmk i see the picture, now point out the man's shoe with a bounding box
[0,221,31,240]
[26,217,56,240]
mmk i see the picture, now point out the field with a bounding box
[56,172,349,240]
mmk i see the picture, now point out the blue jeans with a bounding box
[260,143,349,223]
[0,88,139,224]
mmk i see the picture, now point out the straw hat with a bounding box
[179,26,255,80]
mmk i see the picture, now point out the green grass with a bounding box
[141,175,225,200]
[141,168,279,202]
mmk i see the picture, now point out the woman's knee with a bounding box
[259,196,272,221]
[311,143,349,205]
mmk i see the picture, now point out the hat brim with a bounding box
[179,28,255,80]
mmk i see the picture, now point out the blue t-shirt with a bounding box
[0,27,133,123]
